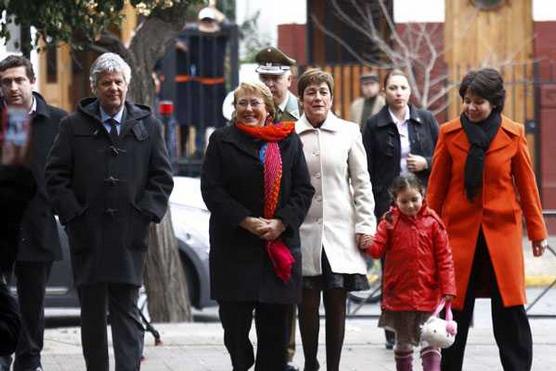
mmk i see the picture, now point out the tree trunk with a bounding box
[144,209,192,322]
[126,8,193,322]
[87,35,192,321]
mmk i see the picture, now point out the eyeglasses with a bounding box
[236,99,264,108]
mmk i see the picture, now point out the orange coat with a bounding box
[427,115,547,310]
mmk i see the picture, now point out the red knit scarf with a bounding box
[235,121,295,141]
[235,121,296,283]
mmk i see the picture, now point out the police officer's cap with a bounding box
[360,72,379,84]
[255,47,296,75]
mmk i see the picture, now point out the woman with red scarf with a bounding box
[201,81,314,371]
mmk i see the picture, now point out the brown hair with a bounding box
[459,68,505,113]
[0,55,35,82]
[389,173,425,199]
[297,68,334,98]
[383,68,408,89]
[232,81,276,122]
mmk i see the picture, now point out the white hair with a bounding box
[89,52,131,91]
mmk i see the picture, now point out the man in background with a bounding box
[0,55,66,371]
[349,72,384,129]
[256,46,300,123]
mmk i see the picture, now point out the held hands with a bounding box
[532,240,548,257]
[356,233,374,250]
[239,217,285,241]
[406,153,428,173]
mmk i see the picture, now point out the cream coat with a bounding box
[296,113,376,276]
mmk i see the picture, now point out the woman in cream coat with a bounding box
[295,68,376,371]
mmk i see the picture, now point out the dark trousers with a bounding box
[13,261,52,371]
[441,232,533,371]
[78,283,144,371]
[218,300,289,371]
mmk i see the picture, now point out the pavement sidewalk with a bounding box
[43,314,556,371]
[39,237,556,370]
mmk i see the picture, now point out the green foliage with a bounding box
[215,0,235,21]
[0,0,198,50]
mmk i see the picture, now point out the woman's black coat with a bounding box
[201,126,314,304]
[363,104,439,218]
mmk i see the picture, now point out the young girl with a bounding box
[367,174,456,371]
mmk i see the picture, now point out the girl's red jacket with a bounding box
[367,205,456,312]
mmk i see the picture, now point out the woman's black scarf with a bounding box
[461,111,501,201]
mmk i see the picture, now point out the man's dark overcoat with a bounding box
[45,98,174,286]
[1,92,66,262]
[201,126,314,304]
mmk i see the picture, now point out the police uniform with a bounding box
[255,47,300,123]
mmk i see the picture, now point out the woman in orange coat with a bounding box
[427,68,548,371]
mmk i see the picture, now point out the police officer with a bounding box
[256,46,300,371]
[256,47,300,123]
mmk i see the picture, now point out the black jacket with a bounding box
[1,93,66,262]
[45,98,174,286]
[0,165,35,355]
[363,104,439,218]
[0,166,36,273]
[201,126,314,304]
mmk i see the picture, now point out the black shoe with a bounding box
[285,363,299,371]
[303,360,319,371]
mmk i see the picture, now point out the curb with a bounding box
[525,275,556,287]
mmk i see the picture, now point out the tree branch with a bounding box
[310,13,373,66]
[90,31,131,60]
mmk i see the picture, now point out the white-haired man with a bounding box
[45,52,174,371]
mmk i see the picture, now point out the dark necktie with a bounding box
[106,118,119,142]
[276,108,283,122]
